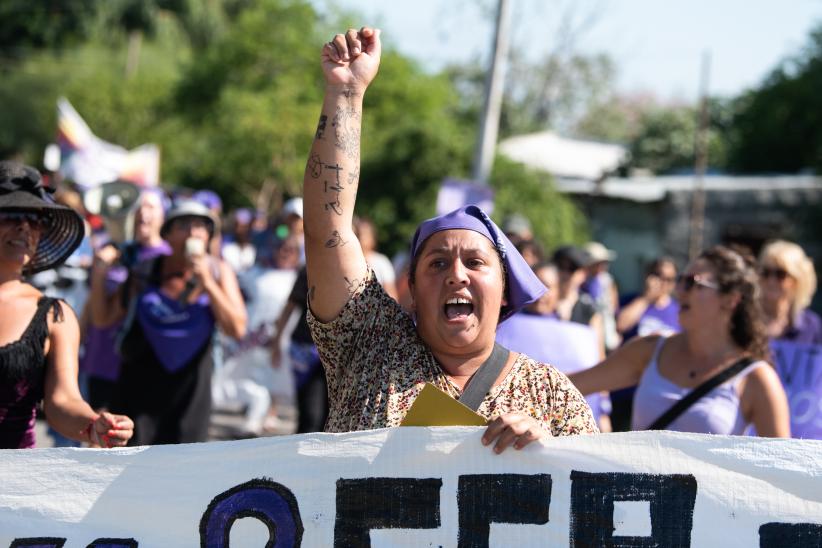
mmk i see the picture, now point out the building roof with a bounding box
[498,131,628,180]
[554,175,822,203]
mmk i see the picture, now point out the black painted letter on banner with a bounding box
[760,522,822,547]
[569,471,697,548]
[457,473,551,548]
[199,477,303,548]
[10,540,66,548]
[334,477,442,547]
[86,540,138,548]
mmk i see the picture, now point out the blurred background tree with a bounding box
[0,0,589,255]
[4,1,819,254]
[725,23,822,174]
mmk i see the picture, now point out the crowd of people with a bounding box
[1,26,820,450]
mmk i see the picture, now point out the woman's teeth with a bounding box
[444,297,473,319]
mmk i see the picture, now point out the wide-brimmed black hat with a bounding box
[0,161,85,274]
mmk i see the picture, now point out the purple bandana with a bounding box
[410,205,546,322]
[136,289,215,373]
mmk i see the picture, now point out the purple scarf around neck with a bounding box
[136,286,214,373]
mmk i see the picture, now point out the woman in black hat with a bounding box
[0,161,133,448]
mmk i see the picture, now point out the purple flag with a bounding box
[436,179,494,215]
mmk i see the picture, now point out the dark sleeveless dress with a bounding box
[0,297,62,449]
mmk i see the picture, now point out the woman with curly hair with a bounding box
[571,245,790,436]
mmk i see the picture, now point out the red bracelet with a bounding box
[84,416,100,445]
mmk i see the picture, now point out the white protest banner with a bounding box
[0,429,820,547]
[771,340,822,439]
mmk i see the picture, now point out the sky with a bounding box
[315,0,822,103]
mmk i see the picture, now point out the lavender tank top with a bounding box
[631,337,765,434]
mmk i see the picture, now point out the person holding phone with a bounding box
[92,199,246,445]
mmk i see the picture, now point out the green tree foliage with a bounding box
[490,156,589,249]
[446,51,616,139]
[166,0,324,203]
[356,51,476,254]
[502,51,615,137]
[726,24,822,174]
[573,93,656,144]
[0,0,589,254]
[0,0,98,59]
[626,102,729,174]
[0,15,189,160]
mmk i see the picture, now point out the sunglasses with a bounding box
[677,273,719,292]
[0,211,49,230]
[760,267,789,281]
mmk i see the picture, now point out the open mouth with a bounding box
[444,297,474,320]
[7,238,29,249]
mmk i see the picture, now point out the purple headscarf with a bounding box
[410,205,546,322]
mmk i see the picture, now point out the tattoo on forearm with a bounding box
[347,166,359,186]
[307,153,323,179]
[323,161,344,192]
[325,162,342,183]
[315,114,328,140]
[324,180,344,193]
[324,198,343,215]
[325,230,347,248]
[316,161,344,213]
[332,107,361,160]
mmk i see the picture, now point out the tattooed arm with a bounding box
[304,27,381,322]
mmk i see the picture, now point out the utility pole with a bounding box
[689,51,711,261]
[472,0,512,184]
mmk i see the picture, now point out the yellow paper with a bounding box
[400,382,487,427]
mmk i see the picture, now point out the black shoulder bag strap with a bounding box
[459,343,511,411]
[647,356,755,430]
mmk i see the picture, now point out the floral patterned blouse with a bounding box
[308,270,598,435]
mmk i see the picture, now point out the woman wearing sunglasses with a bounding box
[570,245,790,436]
[0,161,133,448]
[758,240,822,344]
